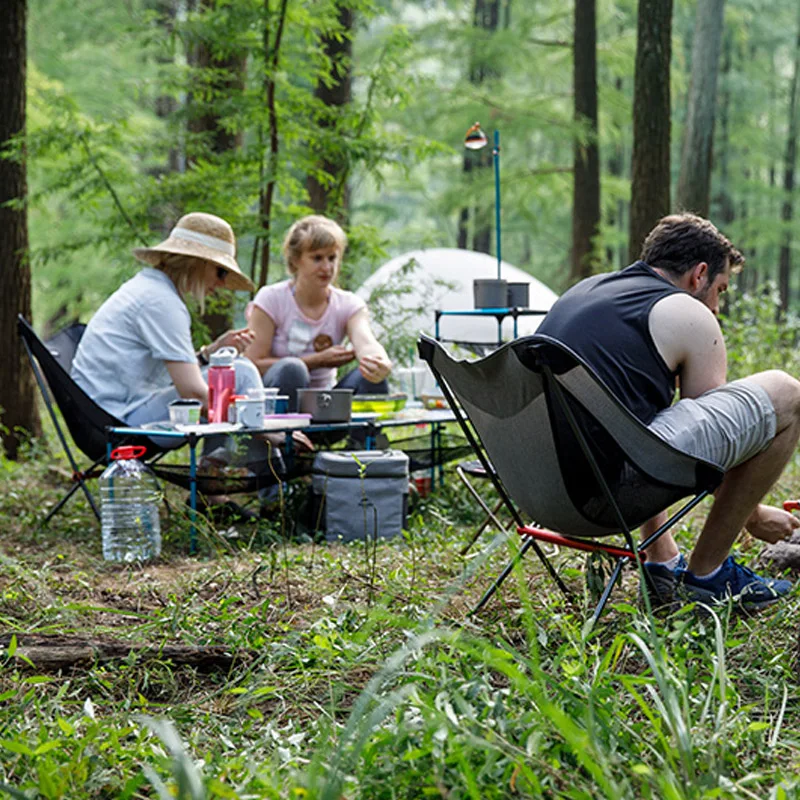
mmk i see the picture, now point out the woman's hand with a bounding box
[210,327,256,356]
[310,345,356,369]
[358,353,392,384]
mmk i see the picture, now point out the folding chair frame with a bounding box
[19,316,178,529]
[429,356,575,604]
[456,460,510,555]
[422,336,719,624]
[22,331,104,524]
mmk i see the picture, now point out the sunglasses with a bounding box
[216,267,227,282]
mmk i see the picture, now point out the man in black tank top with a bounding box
[539,213,800,611]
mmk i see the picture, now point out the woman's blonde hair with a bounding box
[282,215,347,276]
[157,253,209,311]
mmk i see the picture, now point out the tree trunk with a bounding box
[306,3,354,219]
[714,33,734,226]
[185,0,247,333]
[570,0,600,282]
[258,0,289,290]
[0,0,41,459]
[676,0,726,217]
[151,0,182,175]
[628,0,673,263]
[0,633,250,673]
[458,0,500,254]
[186,0,246,160]
[778,7,800,313]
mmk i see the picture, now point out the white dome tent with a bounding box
[357,247,559,395]
[358,247,557,345]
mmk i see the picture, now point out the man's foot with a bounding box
[678,556,793,612]
[640,554,686,609]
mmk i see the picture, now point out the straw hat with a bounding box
[133,212,255,292]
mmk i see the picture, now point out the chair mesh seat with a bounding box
[417,331,725,622]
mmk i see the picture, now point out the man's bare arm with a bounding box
[649,293,727,399]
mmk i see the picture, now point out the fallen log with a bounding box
[0,633,252,673]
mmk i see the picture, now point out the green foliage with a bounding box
[25,0,437,331]
[3,431,800,798]
[365,256,457,367]
[723,284,800,380]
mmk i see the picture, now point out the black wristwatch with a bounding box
[197,345,210,366]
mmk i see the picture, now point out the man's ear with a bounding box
[689,261,709,291]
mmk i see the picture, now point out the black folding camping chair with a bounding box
[18,315,285,529]
[18,315,190,526]
[417,333,725,623]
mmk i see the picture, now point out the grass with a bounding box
[2,427,800,799]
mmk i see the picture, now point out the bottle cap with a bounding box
[111,445,147,460]
[209,346,237,367]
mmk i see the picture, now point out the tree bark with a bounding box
[187,0,246,160]
[0,633,250,673]
[778,7,800,313]
[570,0,600,282]
[458,0,500,254]
[185,0,247,335]
[714,33,734,226]
[151,0,182,175]
[306,3,354,218]
[0,0,41,459]
[606,75,626,270]
[628,0,673,263]
[258,0,289,290]
[676,0,726,217]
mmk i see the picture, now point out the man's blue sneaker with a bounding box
[640,554,687,609]
[677,556,793,612]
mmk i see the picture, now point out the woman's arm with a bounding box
[243,306,283,375]
[198,327,255,364]
[166,361,209,413]
[346,308,392,384]
[245,305,354,374]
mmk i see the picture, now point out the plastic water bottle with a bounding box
[207,346,237,422]
[99,446,162,562]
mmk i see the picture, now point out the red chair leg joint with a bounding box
[518,525,641,562]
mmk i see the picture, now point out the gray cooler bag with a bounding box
[311,450,409,542]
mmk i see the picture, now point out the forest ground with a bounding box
[3,417,800,797]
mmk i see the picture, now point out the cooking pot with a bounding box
[297,388,354,422]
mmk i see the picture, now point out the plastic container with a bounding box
[99,445,161,562]
[168,398,202,426]
[351,393,408,416]
[249,387,280,414]
[208,346,237,422]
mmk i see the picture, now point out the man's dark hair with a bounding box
[640,213,744,282]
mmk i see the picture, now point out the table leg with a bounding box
[429,422,436,487]
[189,434,197,554]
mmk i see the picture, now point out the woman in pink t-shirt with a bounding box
[245,215,392,410]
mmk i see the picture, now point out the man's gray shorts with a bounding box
[647,379,776,470]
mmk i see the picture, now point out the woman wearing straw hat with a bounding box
[72,212,262,425]
[72,212,270,522]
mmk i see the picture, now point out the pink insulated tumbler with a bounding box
[207,346,237,422]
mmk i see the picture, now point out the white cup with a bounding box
[235,397,265,428]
